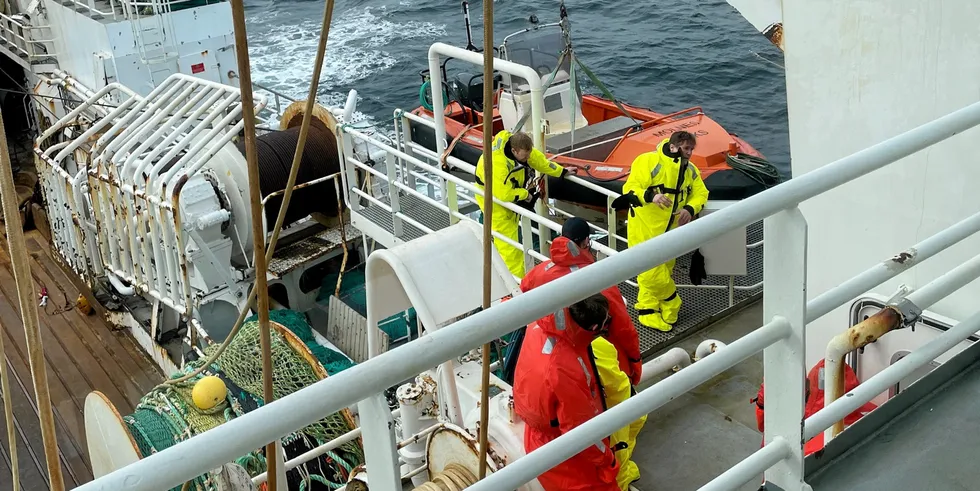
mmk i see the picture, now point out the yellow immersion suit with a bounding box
[475,130,565,278]
[592,337,645,490]
[622,138,709,331]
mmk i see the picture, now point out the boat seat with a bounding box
[545,115,637,162]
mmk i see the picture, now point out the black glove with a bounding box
[690,248,707,286]
[610,191,642,217]
[517,190,540,212]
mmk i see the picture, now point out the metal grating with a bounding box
[357,192,454,243]
[354,189,763,359]
[268,223,363,278]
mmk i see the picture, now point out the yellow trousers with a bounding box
[636,258,681,331]
[592,337,646,490]
[476,195,525,278]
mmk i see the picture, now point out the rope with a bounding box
[0,93,65,491]
[414,464,479,491]
[442,124,475,171]
[477,0,495,480]
[227,0,280,479]
[725,153,782,188]
[419,79,451,114]
[0,315,20,491]
[162,0,340,397]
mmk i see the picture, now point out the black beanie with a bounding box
[561,217,591,243]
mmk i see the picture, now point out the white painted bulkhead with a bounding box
[780,1,980,377]
[42,0,238,97]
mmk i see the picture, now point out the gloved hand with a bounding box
[559,166,578,178]
[628,359,643,386]
[512,188,530,202]
[690,249,707,286]
[516,189,540,212]
[610,191,642,217]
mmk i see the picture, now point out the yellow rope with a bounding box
[414,464,478,491]
[160,0,339,392]
[0,100,64,491]
[477,0,495,480]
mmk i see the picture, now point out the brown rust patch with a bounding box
[763,23,784,51]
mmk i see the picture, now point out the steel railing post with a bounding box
[762,207,809,490]
[358,393,401,489]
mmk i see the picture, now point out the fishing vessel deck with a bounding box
[634,301,763,491]
[0,230,162,490]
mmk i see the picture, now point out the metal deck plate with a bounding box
[355,188,763,359]
[268,223,362,278]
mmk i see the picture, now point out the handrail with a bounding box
[74,98,980,491]
[805,210,980,323]
[805,305,980,441]
[341,124,621,259]
[819,250,980,442]
[467,317,793,491]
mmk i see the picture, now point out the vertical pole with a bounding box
[0,114,63,490]
[762,207,808,490]
[0,316,19,491]
[227,1,277,488]
[477,0,495,479]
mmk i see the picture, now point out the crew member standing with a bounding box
[475,130,573,278]
[513,293,621,491]
[612,130,708,331]
[519,217,645,489]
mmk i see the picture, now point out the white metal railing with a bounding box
[0,14,56,62]
[394,108,763,300]
[35,75,269,357]
[72,94,980,490]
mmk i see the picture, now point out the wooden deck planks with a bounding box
[0,231,163,488]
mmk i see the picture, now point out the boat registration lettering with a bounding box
[594,166,620,173]
[651,119,709,138]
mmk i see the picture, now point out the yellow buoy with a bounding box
[192,376,227,410]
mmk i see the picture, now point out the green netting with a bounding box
[201,319,363,465]
[246,310,355,375]
[121,313,363,490]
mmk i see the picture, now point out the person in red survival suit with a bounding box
[519,217,645,489]
[520,217,643,385]
[513,292,621,491]
[752,358,878,455]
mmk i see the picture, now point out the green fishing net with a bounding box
[246,309,355,376]
[122,310,363,490]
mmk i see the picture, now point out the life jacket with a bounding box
[752,359,878,455]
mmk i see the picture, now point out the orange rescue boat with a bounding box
[407,4,780,211]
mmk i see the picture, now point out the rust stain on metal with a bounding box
[763,23,784,51]
[847,306,902,350]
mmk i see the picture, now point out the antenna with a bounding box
[462,1,477,51]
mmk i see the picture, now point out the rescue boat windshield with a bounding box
[500,24,571,92]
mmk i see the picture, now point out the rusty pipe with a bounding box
[823,306,903,440]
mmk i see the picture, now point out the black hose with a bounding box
[725,153,782,188]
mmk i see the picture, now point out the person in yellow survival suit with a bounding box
[474,130,573,278]
[611,131,708,331]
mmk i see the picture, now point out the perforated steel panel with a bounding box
[355,187,764,359]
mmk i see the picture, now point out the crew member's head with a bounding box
[508,132,534,163]
[561,217,592,251]
[667,130,697,161]
[568,293,611,338]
